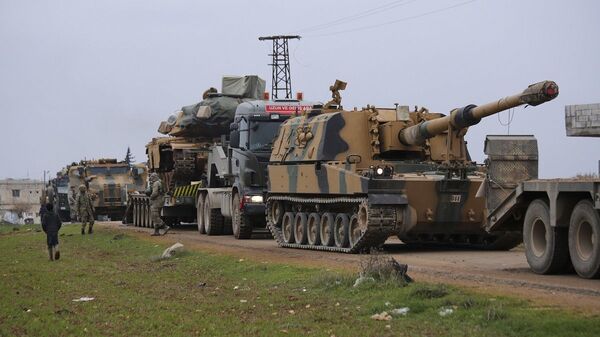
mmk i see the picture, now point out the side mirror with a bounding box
[230,130,240,148]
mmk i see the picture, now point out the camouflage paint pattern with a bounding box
[267,80,558,250]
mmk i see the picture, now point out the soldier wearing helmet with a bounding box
[147,173,169,236]
[76,184,95,235]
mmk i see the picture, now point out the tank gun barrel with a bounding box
[399,80,559,145]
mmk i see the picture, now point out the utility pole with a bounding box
[258,35,301,99]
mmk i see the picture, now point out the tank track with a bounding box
[172,157,197,183]
[266,195,400,253]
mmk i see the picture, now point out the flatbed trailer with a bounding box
[486,178,600,279]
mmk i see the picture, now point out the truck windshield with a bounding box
[87,166,129,175]
[56,177,69,187]
[248,120,282,151]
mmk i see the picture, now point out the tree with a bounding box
[124,147,135,166]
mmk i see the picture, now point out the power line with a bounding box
[305,0,477,38]
[291,0,419,34]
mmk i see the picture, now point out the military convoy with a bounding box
[45,69,599,279]
[45,159,147,221]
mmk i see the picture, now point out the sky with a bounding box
[1,0,599,180]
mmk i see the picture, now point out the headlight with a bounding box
[250,195,264,203]
[376,167,384,175]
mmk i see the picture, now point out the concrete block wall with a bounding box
[565,104,600,137]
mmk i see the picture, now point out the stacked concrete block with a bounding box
[565,104,600,137]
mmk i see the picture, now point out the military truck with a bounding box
[197,98,313,238]
[126,76,271,228]
[70,159,147,221]
[265,80,558,253]
[51,170,72,221]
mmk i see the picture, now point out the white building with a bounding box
[0,179,45,224]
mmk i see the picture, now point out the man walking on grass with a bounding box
[41,203,62,261]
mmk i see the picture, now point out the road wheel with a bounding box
[196,194,206,234]
[282,212,295,243]
[141,203,147,227]
[294,212,308,245]
[204,195,223,235]
[349,214,362,247]
[320,213,335,246]
[568,200,600,279]
[307,213,321,246]
[334,213,350,248]
[269,200,285,226]
[523,199,571,274]
[133,200,139,226]
[232,194,252,239]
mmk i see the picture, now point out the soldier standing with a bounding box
[147,173,169,236]
[76,184,95,235]
[68,186,78,222]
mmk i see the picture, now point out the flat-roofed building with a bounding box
[0,179,45,224]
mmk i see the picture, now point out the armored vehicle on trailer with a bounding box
[127,75,270,227]
[265,80,559,253]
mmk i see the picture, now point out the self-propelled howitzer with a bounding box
[265,80,558,253]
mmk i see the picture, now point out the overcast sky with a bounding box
[1,0,598,180]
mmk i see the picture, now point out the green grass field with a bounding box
[1,224,598,337]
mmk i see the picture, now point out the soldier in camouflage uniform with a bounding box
[68,186,78,222]
[76,184,95,235]
[147,173,169,236]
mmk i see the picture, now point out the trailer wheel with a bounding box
[196,194,206,234]
[568,200,600,279]
[204,195,223,235]
[523,199,571,274]
[294,212,308,244]
[334,213,350,248]
[232,193,252,239]
[282,212,295,243]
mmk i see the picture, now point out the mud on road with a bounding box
[100,222,600,313]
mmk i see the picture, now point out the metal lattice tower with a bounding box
[258,35,301,99]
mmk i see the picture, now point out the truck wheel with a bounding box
[294,213,308,244]
[523,199,570,274]
[568,200,600,279]
[223,218,233,235]
[204,195,223,235]
[307,213,321,246]
[232,194,252,239]
[196,194,206,234]
[334,213,350,248]
[320,213,335,246]
[282,212,295,243]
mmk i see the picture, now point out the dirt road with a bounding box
[100,222,600,313]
